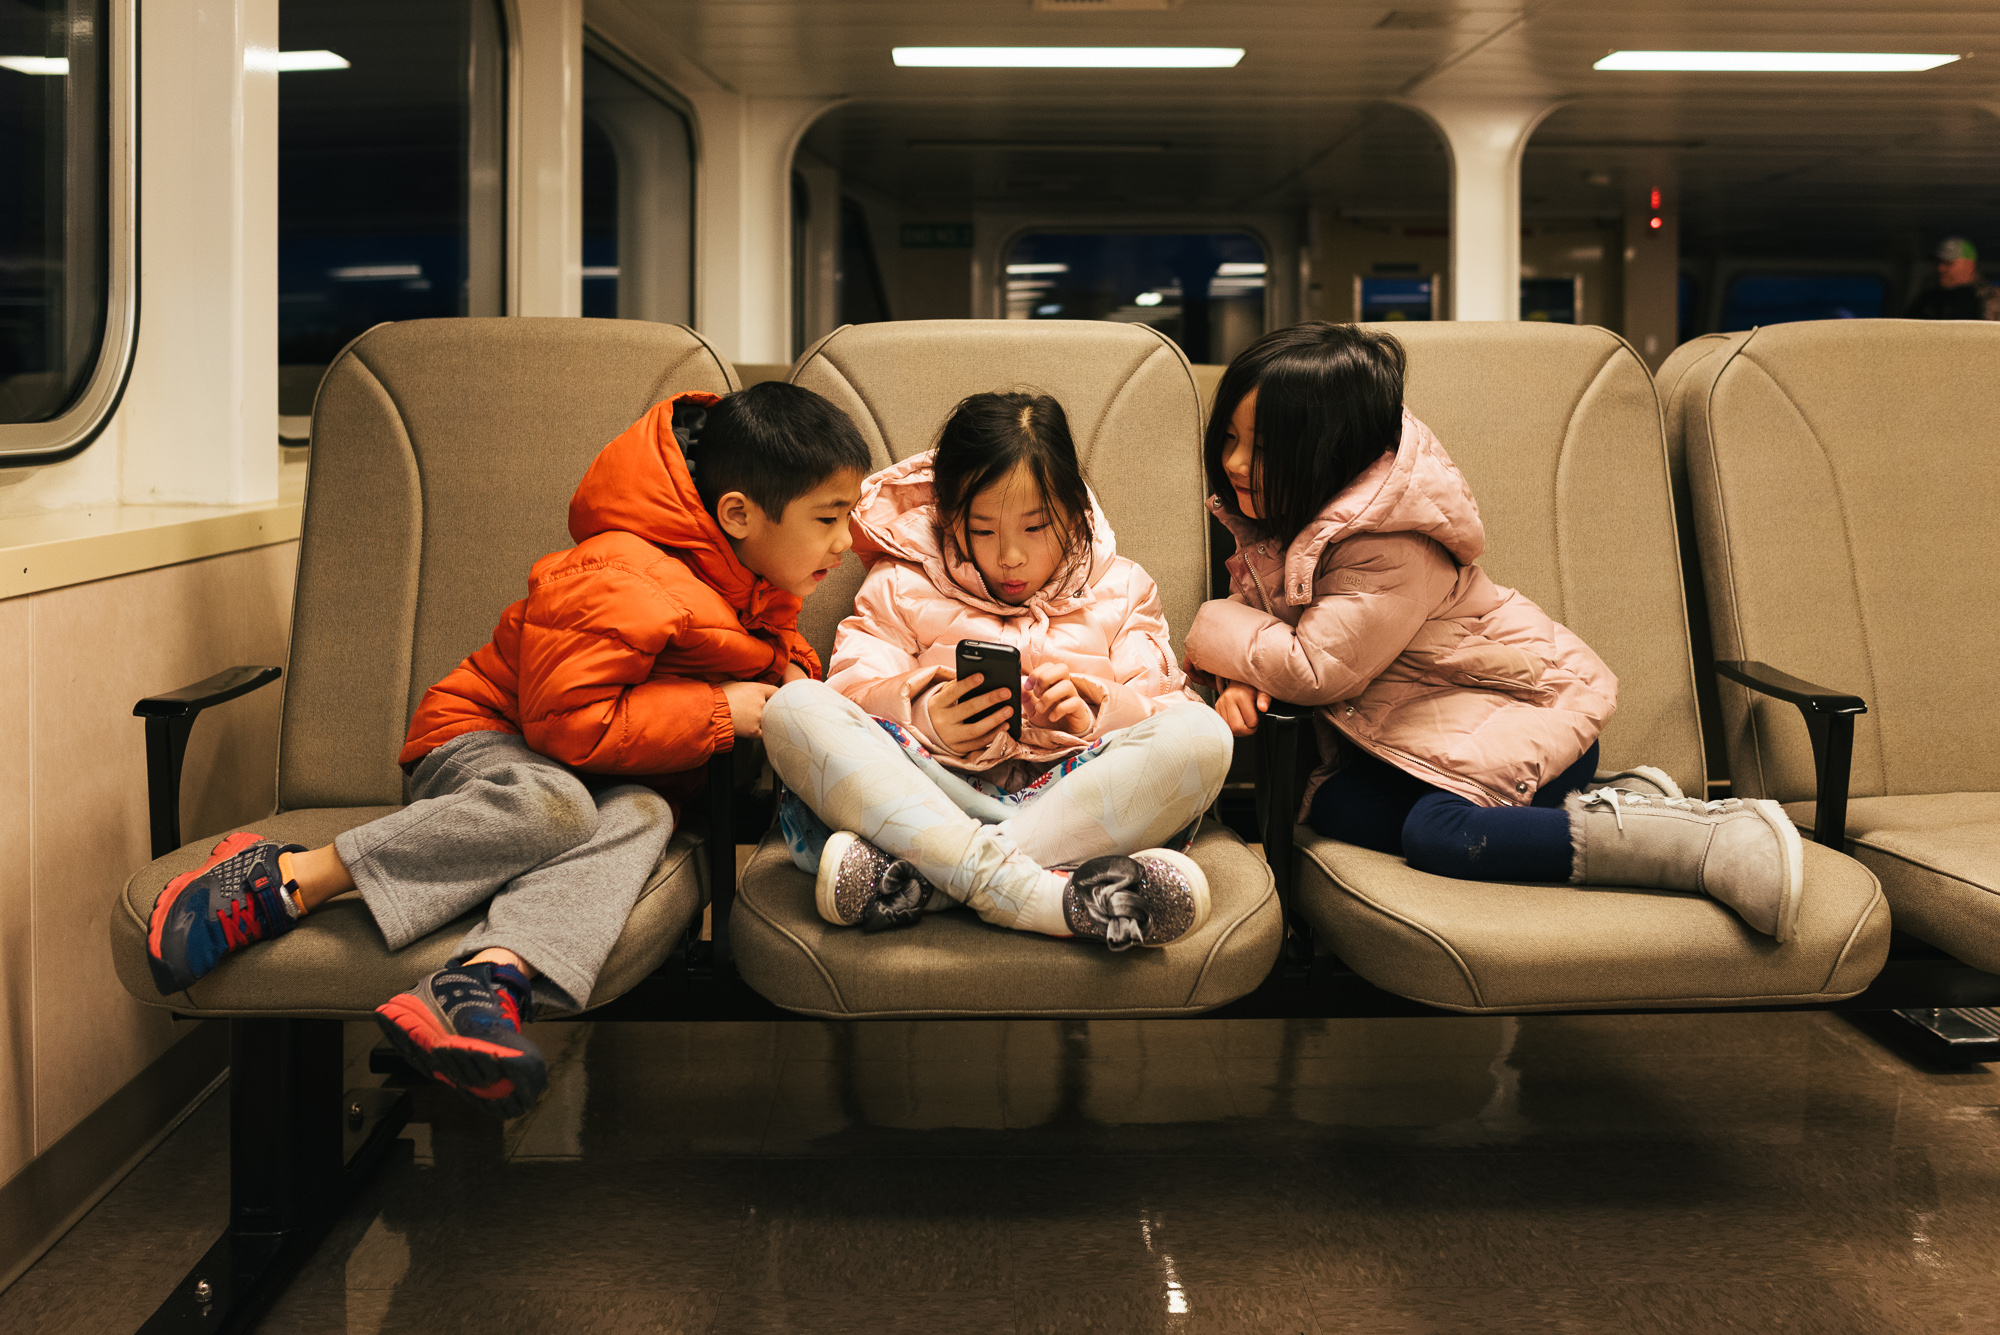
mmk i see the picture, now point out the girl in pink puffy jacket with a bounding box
[1185,323,1807,941]
[762,391,1236,951]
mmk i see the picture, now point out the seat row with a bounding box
[108,315,2000,1025]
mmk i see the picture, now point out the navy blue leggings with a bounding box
[1305,742,1599,882]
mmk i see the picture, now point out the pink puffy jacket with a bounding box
[1184,410,1617,811]
[827,450,1199,779]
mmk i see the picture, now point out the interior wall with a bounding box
[1309,214,1621,331]
[0,543,296,1185]
[1309,216,1451,323]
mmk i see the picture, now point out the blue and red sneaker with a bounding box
[147,833,305,994]
[374,963,547,1120]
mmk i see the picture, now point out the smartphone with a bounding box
[954,640,1022,742]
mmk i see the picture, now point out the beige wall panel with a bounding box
[30,544,295,1149]
[0,597,33,1184]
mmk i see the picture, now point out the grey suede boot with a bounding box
[1585,765,1684,800]
[1566,790,1805,941]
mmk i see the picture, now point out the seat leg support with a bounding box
[1863,1008,2000,1066]
[138,1019,411,1334]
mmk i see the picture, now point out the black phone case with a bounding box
[955,640,1022,741]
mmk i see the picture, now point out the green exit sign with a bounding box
[900,223,974,249]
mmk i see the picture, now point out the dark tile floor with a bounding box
[6,1007,2000,1334]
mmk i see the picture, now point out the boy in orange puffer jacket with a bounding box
[145,383,869,1118]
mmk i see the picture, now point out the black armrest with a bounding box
[704,744,738,974]
[1253,700,1313,970]
[133,666,283,860]
[1715,660,1866,850]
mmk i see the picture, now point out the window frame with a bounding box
[577,31,698,325]
[0,0,138,467]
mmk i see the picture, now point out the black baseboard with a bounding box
[0,1020,230,1291]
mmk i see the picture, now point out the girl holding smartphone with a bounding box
[763,391,1234,951]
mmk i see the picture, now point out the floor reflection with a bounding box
[7,1010,2000,1333]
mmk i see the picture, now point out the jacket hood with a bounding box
[1210,409,1485,605]
[850,449,1117,617]
[567,391,800,624]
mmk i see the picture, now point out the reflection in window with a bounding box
[838,197,891,325]
[1721,274,1886,331]
[278,0,505,430]
[1004,233,1266,365]
[0,0,109,425]
[1520,277,1580,324]
[581,51,693,325]
[1355,276,1436,323]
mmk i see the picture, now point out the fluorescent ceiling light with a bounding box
[249,49,351,72]
[911,139,1171,153]
[330,264,422,280]
[893,47,1243,69]
[1006,263,1069,275]
[1595,50,1959,72]
[1216,262,1267,276]
[0,55,69,75]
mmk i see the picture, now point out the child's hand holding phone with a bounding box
[1026,662,1093,734]
[925,672,1015,753]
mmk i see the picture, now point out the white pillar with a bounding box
[1403,97,1559,322]
[511,0,584,317]
[683,91,841,364]
[118,0,279,504]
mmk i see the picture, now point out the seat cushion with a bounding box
[110,807,704,1019]
[1295,829,1888,1012]
[1785,794,2000,974]
[731,819,1280,1017]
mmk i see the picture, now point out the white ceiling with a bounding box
[605,1,2000,250]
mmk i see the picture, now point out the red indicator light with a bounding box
[1649,216,1663,230]
[1650,189,1661,209]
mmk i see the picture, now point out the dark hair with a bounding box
[931,391,1094,596]
[686,381,870,520]
[1203,322,1406,546]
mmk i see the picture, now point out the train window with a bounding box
[277,0,505,437]
[0,0,133,461]
[1003,232,1266,365]
[1720,273,1887,331]
[1521,277,1581,324]
[580,49,693,326]
[1354,276,1437,322]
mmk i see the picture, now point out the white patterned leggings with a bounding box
[761,679,1234,933]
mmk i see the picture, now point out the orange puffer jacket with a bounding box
[827,448,1199,784]
[400,392,819,785]
[1185,410,1617,811]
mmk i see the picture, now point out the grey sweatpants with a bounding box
[333,730,673,1014]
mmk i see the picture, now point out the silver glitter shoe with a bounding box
[814,831,937,932]
[1063,849,1211,951]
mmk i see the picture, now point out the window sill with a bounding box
[0,459,306,600]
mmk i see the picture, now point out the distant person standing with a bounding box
[1903,237,2000,320]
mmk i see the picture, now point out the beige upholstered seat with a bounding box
[1293,322,1888,1012]
[109,318,734,1018]
[729,319,1281,1018]
[1672,319,2000,973]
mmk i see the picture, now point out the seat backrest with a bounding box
[788,320,1206,667]
[279,318,738,809]
[1655,332,1746,467]
[1367,322,1704,792]
[1678,319,2000,802]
